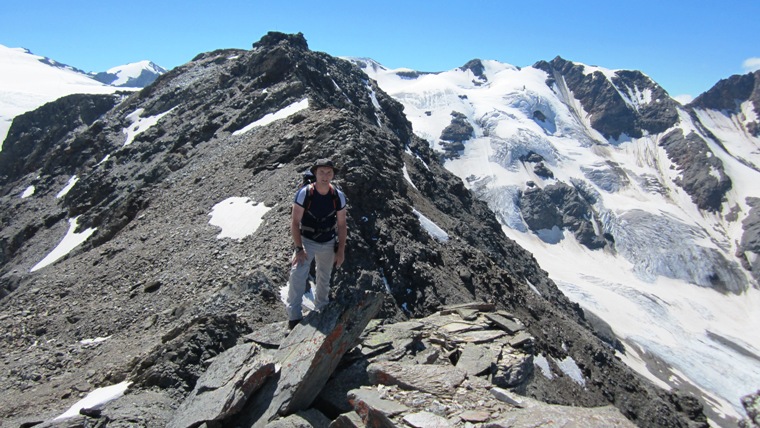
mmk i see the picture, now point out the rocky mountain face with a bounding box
[354,52,760,426]
[0,32,713,427]
[690,70,760,137]
[535,57,681,141]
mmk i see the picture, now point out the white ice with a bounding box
[21,185,35,198]
[208,197,271,241]
[54,381,130,421]
[412,208,449,242]
[56,175,79,198]
[122,107,174,146]
[31,217,96,272]
[232,98,309,135]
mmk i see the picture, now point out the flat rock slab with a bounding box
[243,322,289,348]
[455,308,480,320]
[266,409,331,428]
[508,331,533,348]
[329,412,364,428]
[403,411,452,428]
[354,396,397,428]
[491,404,636,428]
[456,343,494,376]
[382,320,425,331]
[459,410,491,422]
[348,388,409,416]
[367,361,466,395]
[441,321,484,334]
[167,342,275,428]
[485,313,525,334]
[441,302,495,312]
[451,329,506,343]
[490,387,527,408]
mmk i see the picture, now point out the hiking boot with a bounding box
[288,319,302,330]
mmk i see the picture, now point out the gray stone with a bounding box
[488,403,636,427]
[403,411,452,427]
[382,320,425,331]
[493,353,533,388]
[348,388,409,416]
[367,361,466,395]
[328,412,364,428]
[167,342,274,428]
[455,308,480,321]
[353,396,397,428]
[450,329,506,343]
[236,292,383,426]
[243,322,289,348]
[267,409,331,428]
[459,410,491,423]
[484,313,525,334]
[455,343,494,376]
[318,362,371,414]
[490,387,527,408]
[362,331,394,349]
[441,302,495,313]
[441,321,485,334]
[508,332,534,348]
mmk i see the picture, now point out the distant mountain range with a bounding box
[353,56,760,424]
[0,44,165,148]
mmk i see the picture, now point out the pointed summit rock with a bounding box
[233,291,382,426]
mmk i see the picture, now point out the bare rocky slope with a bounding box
[0,32,708,427]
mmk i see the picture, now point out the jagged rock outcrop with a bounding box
[439,111,474,157]
[690,70,760,136]
[0,32,707,428]
[520,182,607,249]
[534,56,679,140]
[0,93,122,185]
[165,342,275,428]
[739,198,760,283]
[459,59,488,86]
[659,129,732,212]
[740,390,760,428]
[232,291,382,426]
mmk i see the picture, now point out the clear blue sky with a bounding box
[3,0,759,99]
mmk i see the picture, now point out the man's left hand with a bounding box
[334,250,345,268]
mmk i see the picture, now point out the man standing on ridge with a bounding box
[286,158,347,329]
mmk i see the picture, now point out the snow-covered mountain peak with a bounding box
[93,60,167,87]
[0,45,166,150]
[0,44,123,150]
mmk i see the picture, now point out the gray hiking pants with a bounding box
[286,237,335,321]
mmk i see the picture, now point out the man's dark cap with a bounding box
[310,158,340,175]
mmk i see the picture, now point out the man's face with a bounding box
[315,166,334,182]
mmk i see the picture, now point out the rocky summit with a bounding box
[0,32,713,427]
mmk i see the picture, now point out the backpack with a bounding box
[299,174,342,241]
[302,183,340,222]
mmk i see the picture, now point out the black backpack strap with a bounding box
[303,183,314,212]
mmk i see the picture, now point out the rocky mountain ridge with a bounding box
[0,32,742,427]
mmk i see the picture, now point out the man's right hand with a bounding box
[292,249,307,267]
